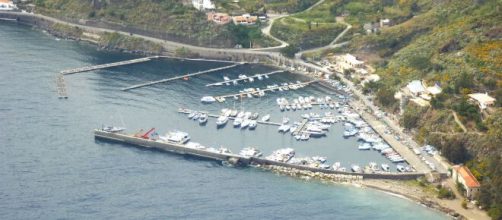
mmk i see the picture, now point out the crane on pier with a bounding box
[134,128,156,139]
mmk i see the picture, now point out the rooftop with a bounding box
[468,93,496,104]
[454,165,481,188]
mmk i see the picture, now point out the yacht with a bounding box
[102,126,126,133]
[248,120,257,129]
[261,114,271,122]
[159,131,190,144]
[216,115,228,127]
[187,111,197,119]
[351,165,362,173]
[239,147,262,157]
[358,143,372,150]
[200,96,216,103]
[198,113,208,125]
[278,124,291,133]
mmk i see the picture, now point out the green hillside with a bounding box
[345,1,501,218]
[29,0,279,48]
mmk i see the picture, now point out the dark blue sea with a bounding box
[0,21,447,219]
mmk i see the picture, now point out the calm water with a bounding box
[0,22,447,219]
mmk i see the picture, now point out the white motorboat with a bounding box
[358,143,372,150]
[397,165,405,172]
[351,165,362,173]
[241,119,250,129]
[264,74,269,79]
[381,164,390,172]
[261,114,271,122]
[223,76,231,85]
[216,115,228,127]
[239,147,262,157]
[198,113,208,124]
[248,120,257,129]
[238,74,248,80]
[256,74,263,80]
[233,80,238,85]
[188,111,197,119]
[159,131,190,144]
[200,96,216,103]
[249,77,255,82]
[192,112,200,120]
[102,126,126,133]
[233,117,243,127]
[278,124,291,133]
[282,117,289,124]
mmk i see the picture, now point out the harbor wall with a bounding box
[94,130,425,180]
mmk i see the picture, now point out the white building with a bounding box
[468,93,496,110]
[452,165,481,199]
[192,0,215,11]
[0,0,16,11]
[406,80,426,96]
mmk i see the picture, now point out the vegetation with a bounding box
[437,185,456,200]
[216,0,319,14]
[343,0,501,218]
[29,0,278,48]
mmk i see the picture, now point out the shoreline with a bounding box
[0,12,488,220]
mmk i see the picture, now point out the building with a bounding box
[233,14,258,25]
[192,0,215,11]
[380,18,392,27]
[452,165,481,199]
[0,0,16,10]
[207,12,230,24]
[468,93,496,110]
[405,80,426,96]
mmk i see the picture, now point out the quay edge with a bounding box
[94,129,427,180]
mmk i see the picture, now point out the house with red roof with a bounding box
[452,165,481,199]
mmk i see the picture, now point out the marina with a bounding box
[122,63,243,91]
[205,70,285,87]
[213,80,319,101]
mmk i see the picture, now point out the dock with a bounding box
[177,108,282,126]
[214,80,319,100]
[122,64,242,91]
[94,129,427,180]
[205,70,285,87]
[292,119,309,136]
[55,74,68,98]
[61,57,153,75]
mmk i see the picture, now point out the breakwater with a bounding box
[94,129,425,180]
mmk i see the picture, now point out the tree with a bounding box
[280,44,300,58]
[401,104,425,129]
[376,87,397,108]
[307,20,312,30]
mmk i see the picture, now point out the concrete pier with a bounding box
[94,129,426,180]
[61,57,153,75]
[122,64,242,91]
[55,74,68,98]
